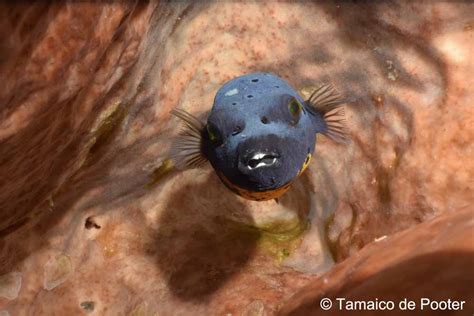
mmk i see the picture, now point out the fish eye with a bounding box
[288,98,302,124]
[206,123,222,145]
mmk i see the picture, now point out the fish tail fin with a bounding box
[305,83,349,144]
[170,108,208,169]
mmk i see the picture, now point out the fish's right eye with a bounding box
[288,97,302,125]
[206,123,222,145]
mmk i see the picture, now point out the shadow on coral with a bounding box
[151,173,260,301]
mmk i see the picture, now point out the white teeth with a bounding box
[252,158,276,169]
[248,153,277,169]
[252,153,266,160]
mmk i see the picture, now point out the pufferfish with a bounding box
[169,72,347,201]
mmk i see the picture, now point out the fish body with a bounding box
[171,72,347,201]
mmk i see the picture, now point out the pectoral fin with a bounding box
[170,108,208,169]
[305,84,349,144]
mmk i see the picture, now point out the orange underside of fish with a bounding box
[217,171,292,201]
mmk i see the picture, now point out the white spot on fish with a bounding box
[225,88,238,97]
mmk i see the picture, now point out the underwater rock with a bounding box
[0,1,472,315]
[43,254,73,291]
[279,208,474,315]
[0,272,22,300]
[244,300,266,316]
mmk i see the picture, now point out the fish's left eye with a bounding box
[288,98,302,124]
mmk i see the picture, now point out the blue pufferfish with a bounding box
[170,72,347,201]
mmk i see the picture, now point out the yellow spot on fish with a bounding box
[298,153,311,175]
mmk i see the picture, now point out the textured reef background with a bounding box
[0,1,473,315]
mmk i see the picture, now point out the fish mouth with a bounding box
[247,152,279,169]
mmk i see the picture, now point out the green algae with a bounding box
[80,301,95,313]
[228,216,309,263]
[146,158,176,188]
[376,147,402,207]
[324,203,358,261]
[81,100,130,168]
[324,212,339,261]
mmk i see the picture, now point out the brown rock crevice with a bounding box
[0,2,153,236]
[280,207,474,315]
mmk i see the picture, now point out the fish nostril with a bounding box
[251,78,259,82]
[261,116,268,124]
[232,125,242,136]
[247,95,254,98]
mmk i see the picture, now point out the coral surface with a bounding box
[0,1,472,315]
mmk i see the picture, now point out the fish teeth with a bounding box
[252,153,266,160]
[248,153,277,169]
[252,158,276,169]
